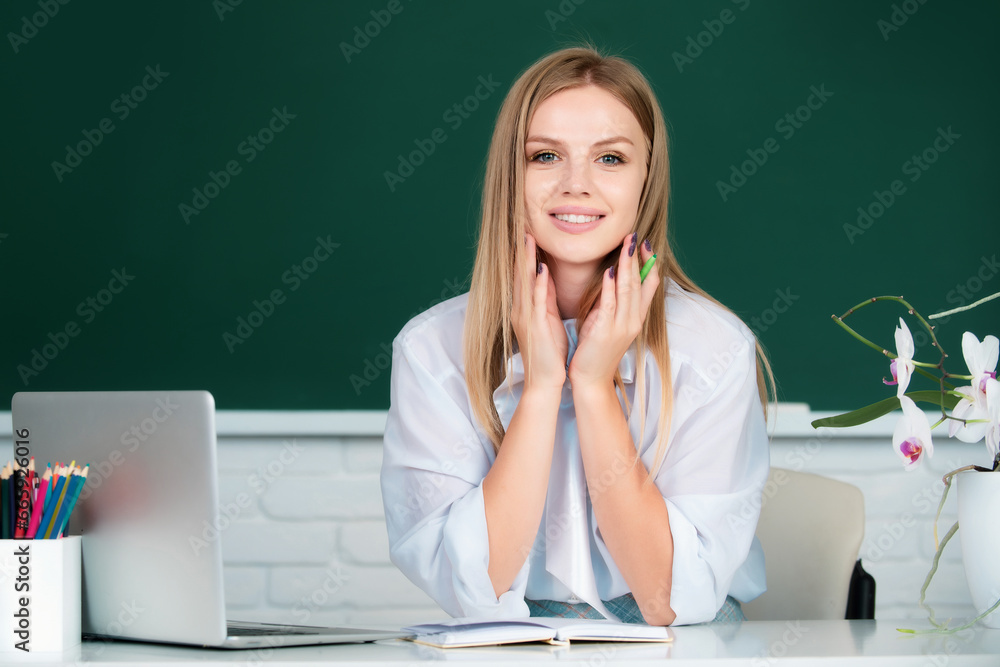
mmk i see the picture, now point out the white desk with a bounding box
[8,620,1000,666]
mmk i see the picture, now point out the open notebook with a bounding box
[403,617,672,648]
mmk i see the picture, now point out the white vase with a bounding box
[956,469,1000,629]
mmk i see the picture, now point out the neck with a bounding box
[549,260,599,320]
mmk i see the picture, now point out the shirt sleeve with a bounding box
[380,330,531,619]
[654,334,769,626]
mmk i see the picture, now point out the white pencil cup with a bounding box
[0,537,82,653]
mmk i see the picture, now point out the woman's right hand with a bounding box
[511,233,568,391]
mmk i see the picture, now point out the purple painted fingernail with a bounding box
[644,238,652,252]
[537,262,544,274]
[609,265,616,280]
[628,233,637,257]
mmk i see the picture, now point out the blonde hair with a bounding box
[463,45,774,477]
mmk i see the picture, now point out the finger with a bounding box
[546,263,560,320]
[638,240,661,317]
[639,237,655,266]
[516,234,538,313]
[526,232,538,273]
[512,247,522,311]
[616,232,638,328]
[512,258,523,327]
[600,263,617,324]
[534,261,550,325]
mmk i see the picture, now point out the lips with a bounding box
[549,206,605,216]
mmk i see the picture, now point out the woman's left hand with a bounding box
[568,233,660,390]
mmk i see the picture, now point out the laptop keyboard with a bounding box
[227,623,329,636]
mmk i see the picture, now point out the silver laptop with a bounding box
[10,390,409,649]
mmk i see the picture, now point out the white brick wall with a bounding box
[1,405,989,628]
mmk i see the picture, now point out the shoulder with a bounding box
[663,278,757,381]
[393,292,469,377]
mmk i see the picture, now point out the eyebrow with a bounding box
[525,135,635,148]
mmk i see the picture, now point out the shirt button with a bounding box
[567,596,581,604]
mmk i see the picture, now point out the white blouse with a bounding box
[380,279,769,625]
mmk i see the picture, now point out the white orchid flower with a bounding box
[883,318,915,398]
[963,331,998,398]
[948,332,998,444]
[893,396,934,471]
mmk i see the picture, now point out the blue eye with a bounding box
[599,153,626,166]
[529,151,558,163]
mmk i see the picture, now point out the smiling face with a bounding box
[523,85,648,275]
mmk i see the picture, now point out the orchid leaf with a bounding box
[811,391,961,429]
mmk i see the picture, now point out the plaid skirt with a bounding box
[526,593,745,624]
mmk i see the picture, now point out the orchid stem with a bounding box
[895,466,998,635]
[899,595,1000,635]
[831,313,885,355]
[837,296,956,422]
[929,290,1000,319]
[830,315,946,386]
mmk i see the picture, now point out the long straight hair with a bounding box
[464,45,773,476]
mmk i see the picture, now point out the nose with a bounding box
[560,155,592,196]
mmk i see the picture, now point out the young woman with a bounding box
[380,46,772,626]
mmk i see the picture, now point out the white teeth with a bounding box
[554,214,601,223]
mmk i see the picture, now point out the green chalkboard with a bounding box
[1,0,997,410]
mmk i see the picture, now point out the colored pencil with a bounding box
[52,466,88,539]
[38,467,69,540]
[1,458,88,540]
[0,465,9,539]
[25,467,52,539]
